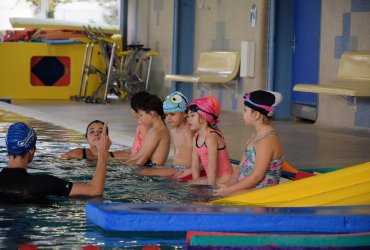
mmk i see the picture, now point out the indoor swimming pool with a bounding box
[0,109,212,249]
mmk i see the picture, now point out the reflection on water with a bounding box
[0,110,212,249]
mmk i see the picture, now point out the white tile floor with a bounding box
[1,99,369,170]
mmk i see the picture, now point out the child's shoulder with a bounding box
[173,123,192,133]
[150,122,170,135]
[208,128,224,138]
[255,132,281,149]
[68,147,84,153]
[61,147,84,160]
[172,126,194,139]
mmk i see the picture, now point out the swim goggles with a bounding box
[187,104,216,117]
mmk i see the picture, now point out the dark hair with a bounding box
[130,91,150,112]
[137,94,165,120]
[85,120,109,138]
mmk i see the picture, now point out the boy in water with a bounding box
[128,91,151,156]
[138,91,194,177]
[125,94,171,166]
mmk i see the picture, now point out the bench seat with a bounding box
[165,72,236,83]
[293,80,370,97]
[165,51,240,84]
[293,51,370,97]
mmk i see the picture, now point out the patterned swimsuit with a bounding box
[238,131,284,188]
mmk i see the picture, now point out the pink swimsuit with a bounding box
[130,124,143,155]
[194,128,233,177]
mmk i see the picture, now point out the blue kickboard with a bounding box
[86,203,370,233]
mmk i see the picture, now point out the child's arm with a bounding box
[173,168,192,178]
[188,151,210,184]
[125,128,160,166]
[191,138,200,179]
[60,148,83,160]
[110,150,130,160]
[214,140,274,196]
[205,133,218,185]
[69,122,111,196]
[226,153,246,186]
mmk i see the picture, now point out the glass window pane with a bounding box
[0,0,120,31]
[0,1,35,30]
[54,0,120,28]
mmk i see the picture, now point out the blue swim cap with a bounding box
[6,122,37,155]
[163,91,188,113]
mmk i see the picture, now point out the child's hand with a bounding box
[96,122,111,154]
[173,168,192,179]
[60,153,69,160]
[213,184,230,197]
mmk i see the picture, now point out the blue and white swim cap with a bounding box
[6,122,37,155]
[163,91,188,113]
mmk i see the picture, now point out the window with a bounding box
[0,0,120,31]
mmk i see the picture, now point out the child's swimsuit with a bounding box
[144,160,158,167]
[194,128,233,177]
[238,131,284,188]
[176,170,207,181]
[172,165,187,170]
[131,124,143,155]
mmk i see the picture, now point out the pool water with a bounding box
[0,110,212,249]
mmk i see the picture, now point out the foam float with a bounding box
[186,246,369,250]
[211,162,370,207]
[186,231,370,247]
[86,202,370,233]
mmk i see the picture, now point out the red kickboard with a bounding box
[179,170,207,181]
[294,171,316,180]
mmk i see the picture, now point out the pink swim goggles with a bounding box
[243,93,275,113]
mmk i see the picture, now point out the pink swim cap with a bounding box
[204,96,221,118]
[188,96,220,124]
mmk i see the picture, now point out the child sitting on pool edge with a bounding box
[124,94,171,166]
[213,90,284,197]
[128,91,151,156]
[187,96,233,185]
[138,91,195,177]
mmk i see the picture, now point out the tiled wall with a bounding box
[127,0,174,98]
[131,0,268,112]
[318,0,370,128]
[131,0,370,128]
[192,0,268,112]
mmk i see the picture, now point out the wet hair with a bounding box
[130,91,150,112]
[137,94,165,120]
[85,120,109,138]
